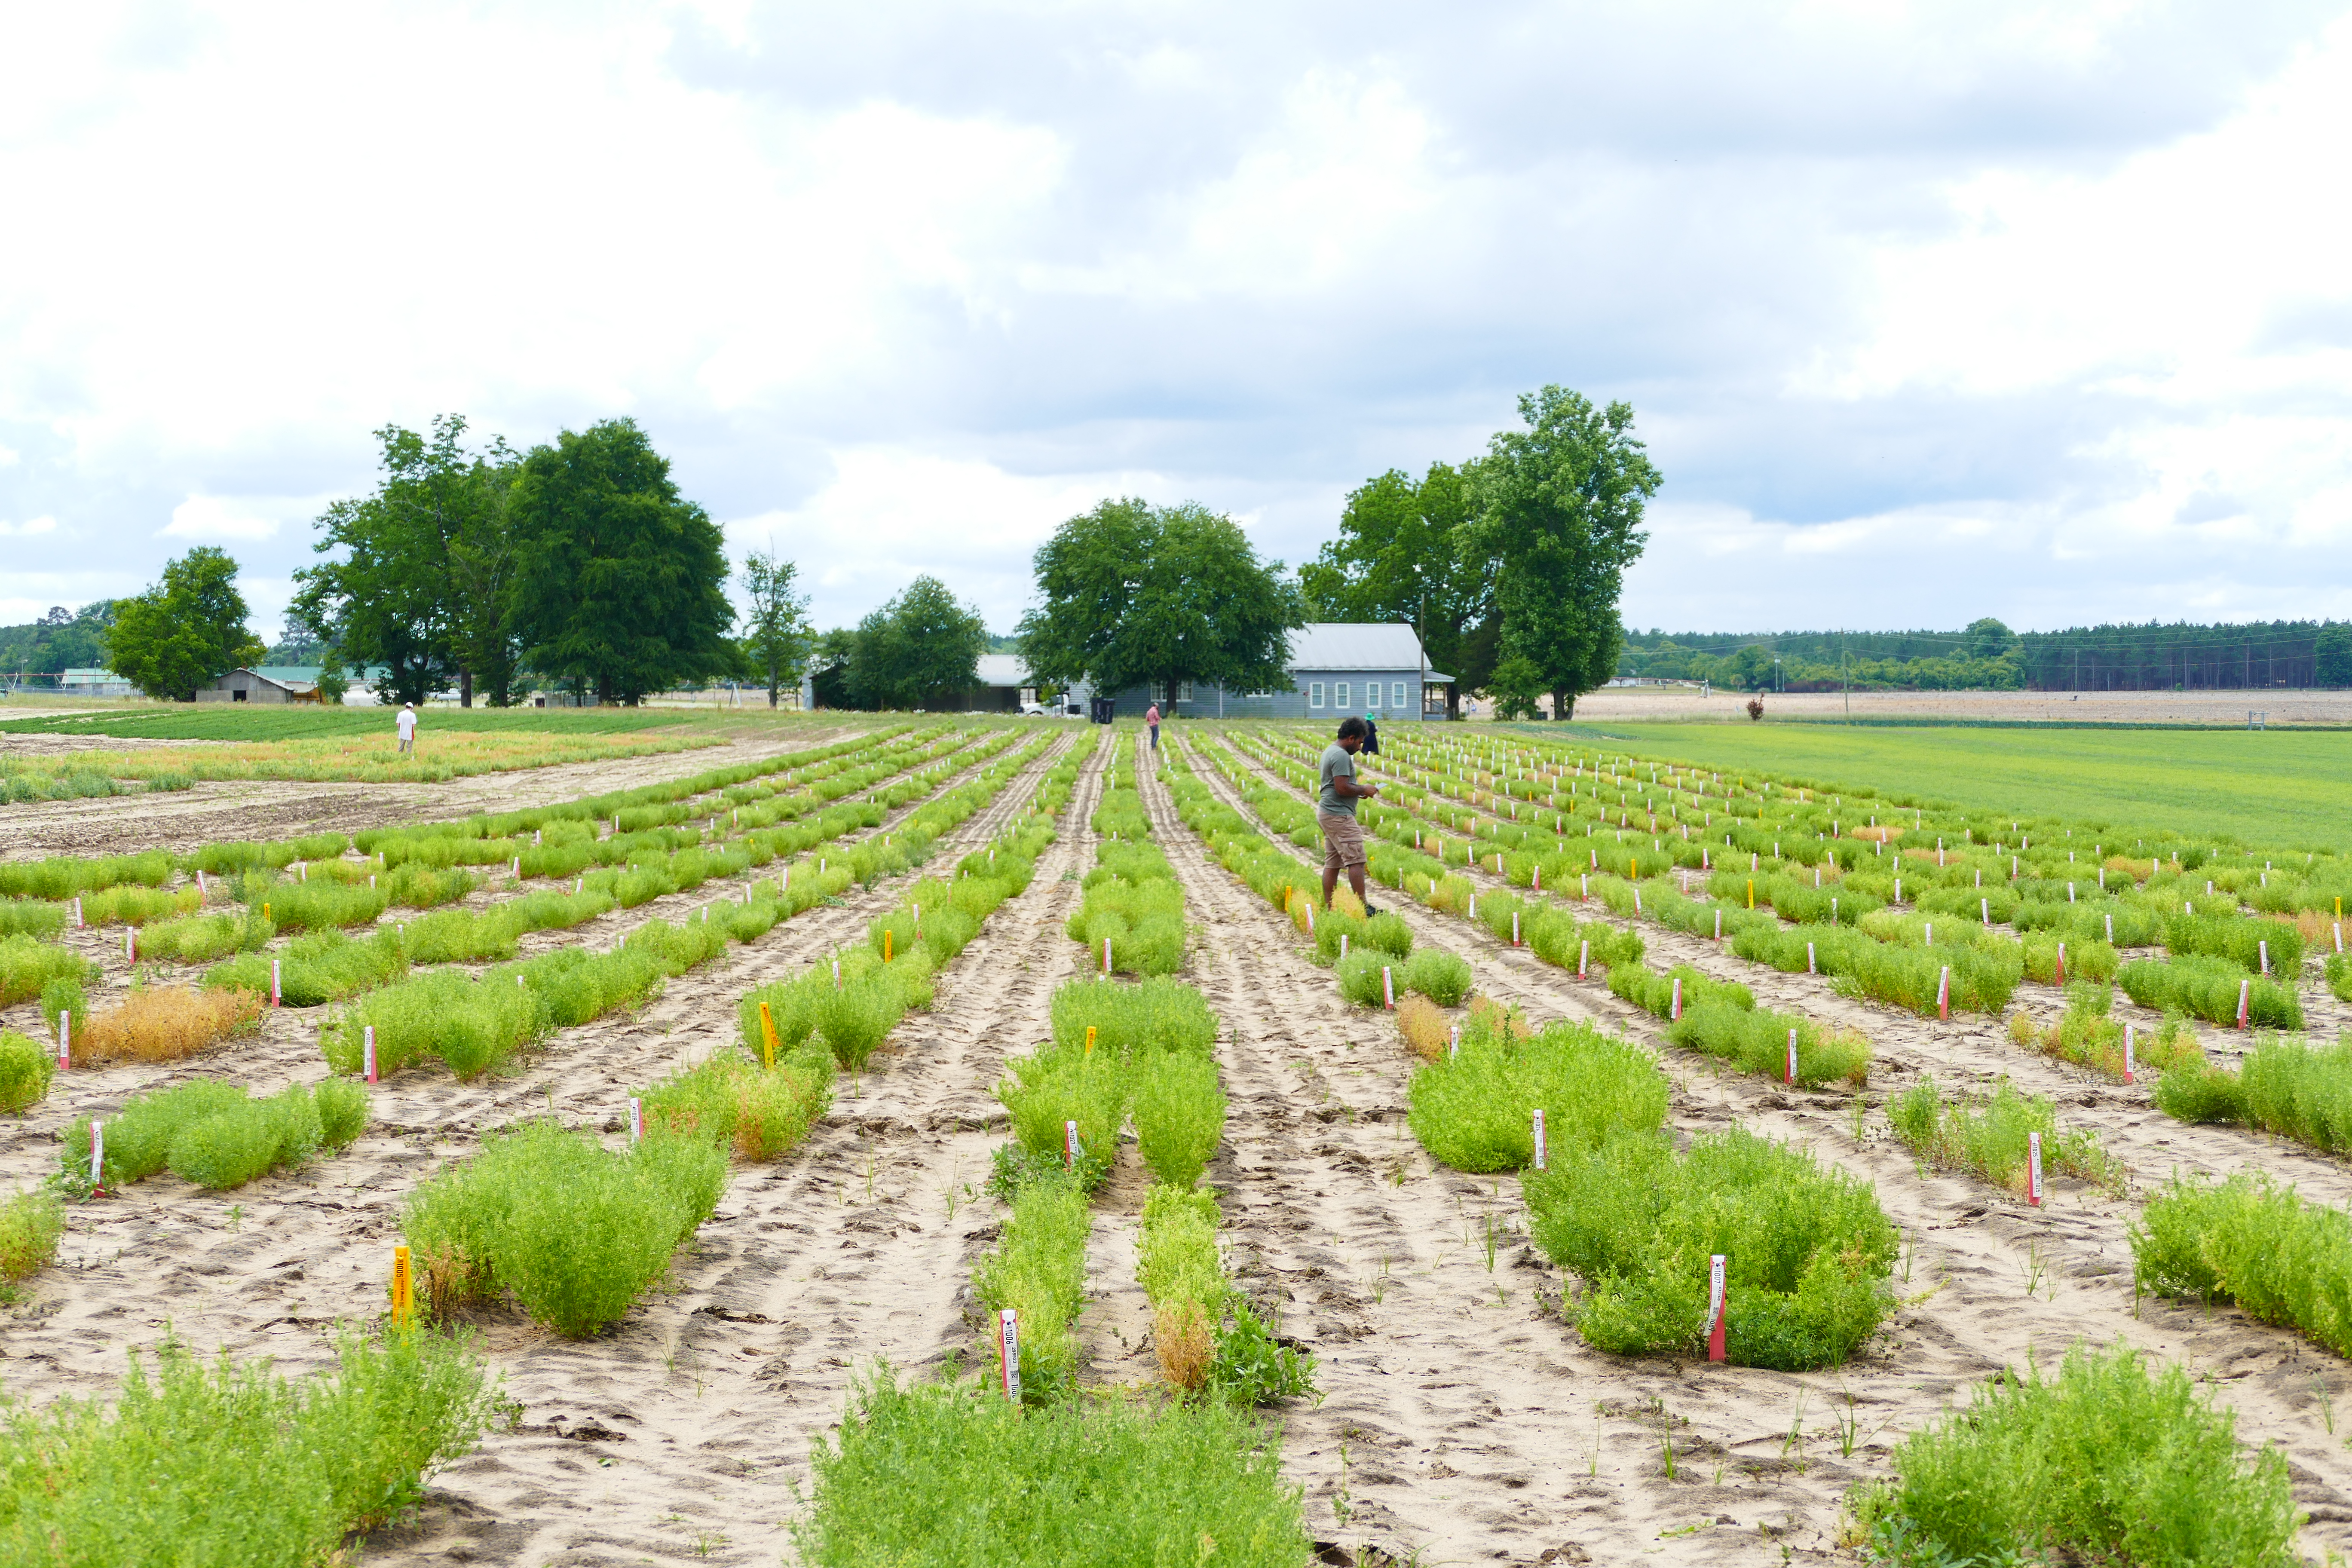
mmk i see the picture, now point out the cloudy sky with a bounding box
[4,1,2350,642]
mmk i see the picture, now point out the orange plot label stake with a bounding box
[758,1001,779,1069]
[391,1245,414,1329]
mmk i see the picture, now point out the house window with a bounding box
[1309,681,1326,709]
[1177,681,1193,703]
[1334,682,1350,709]
[1366,683,1381,711]
[1393,681,1407,710]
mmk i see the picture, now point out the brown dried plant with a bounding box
[1394,994,1451,1061]
[78,985,265,1064]
[1465,993,1533,1041]
[1154,1301,1213,1392]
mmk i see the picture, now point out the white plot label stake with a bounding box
[1531,1109,1547,1171]
[2027,1131,2043,1206]
[629,1098,645,1143]
[998,1308,1022,1403]
[363,1025,378,1083]
[2123,1024,2136,1084]
[1707,1255,1727,1362]
[1577,939,1589,979]
[1785,1029,1798,1086]
[89,1121,104,1189]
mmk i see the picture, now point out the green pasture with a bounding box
[0,706,708,741]
[1531,721,2352,853]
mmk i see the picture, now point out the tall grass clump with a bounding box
[640,1044,833,1161]
[1845,1342,2298,1568]
[402,1120,726,1338]
[2119,954,2302,1029]
[793,1369,1311,1567]
[67,1079,368,1190]
[1528,1127,1896,1369]
[77,984,266,1064]
[0,1031,56,1114]
[0,935,95,1006]
[974,1170,1091,1401]
[1888,1076,2126,1197]
[0,1327,501,1567]
[1408,1012,1667,1172]
[0,1188,64,1301]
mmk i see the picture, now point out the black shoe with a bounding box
[1363,903,1381,916]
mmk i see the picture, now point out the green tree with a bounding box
[2318,623,2352,687]
[107,548,266,701]
[292,416,520,706]
[1301,462,1498,719]
[1472,387,1661,720]
[846,576,985,710]
[738,548,813,708]
[506,419,735,705]
[1966,617,2017,662]
[1019,498,1305,707]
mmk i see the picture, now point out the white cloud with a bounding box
[161,496,279,542]
[0,515,56,537]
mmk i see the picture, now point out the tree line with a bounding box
[1623,619,2352,692]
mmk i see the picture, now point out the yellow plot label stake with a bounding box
[758,1001,779,1069]
[1084,1026,1096,1057]
[391,1245,413,1329]
[884,930,893,963]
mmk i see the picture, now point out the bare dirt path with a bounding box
[0,731,1093,1568]
[0,718,882,860]
[1172,740,2352,1566]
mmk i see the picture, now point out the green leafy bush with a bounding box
[0,1187,64,1298]
[1528,1127,1896,1369]
[207,928,407,1008]
[0,1327,499,1565]
[1847,1341,2297,1568]
[1048,977,1218,1056]
[2149,1033,2352,1159]
[237,871,389,932]
[324,967,547,1080]
[0,901,66,940]
[0,935,96,1007]
[1132,1053,1226,1189]
[402,1120,727,1338]
[0,1031,54,1115]
[1333,948,1399,1006]
[997,1043,1130,1184]
[794,1369,1311,1566]
[2133,1170,2352,1357]
[65,1079,368,1191]
[1408,1014,1667,1172]
[137,907,273,964]
[40,975,83,1039]
[1401,947,1473,1005]
[640,1045,834,1160]
[2119,953,2302,1029]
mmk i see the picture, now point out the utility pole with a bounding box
[1841,630,1849,718]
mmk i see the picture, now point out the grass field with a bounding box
[1537,721,2352,851]
[0,707,701,740]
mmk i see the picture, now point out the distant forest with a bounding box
[1620,619,2352,692]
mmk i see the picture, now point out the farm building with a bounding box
[194,666,321,703]
[1098,623,1450,721]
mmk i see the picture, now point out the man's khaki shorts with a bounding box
[1319,810,1366,872]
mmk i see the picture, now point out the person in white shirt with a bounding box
[396,702,417,754]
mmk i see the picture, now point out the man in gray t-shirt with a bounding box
[1317,717,1379,912]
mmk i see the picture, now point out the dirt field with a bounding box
[5,720,2350,1565]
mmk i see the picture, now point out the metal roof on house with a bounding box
[974,653,1032,688]
[1286,623,1449,680]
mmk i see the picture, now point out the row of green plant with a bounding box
[2010,982,2202,1081]
[1607,959,1873,1086]
[1887,1077,2127,1197]
[64,1078,370,1191]
[1135,1184,1314,1403]
[0,933,95,1007]
[1406,999,1668,1172]
[997,979,1228,1192]
[1068,738,1187,976]
[0,723,926,901]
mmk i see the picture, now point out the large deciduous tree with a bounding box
[1472,387,1660,720]
[846,576,985,710]
[1300,461,1497,719]
[1019,499,1305,707]
[506,419,735,705]
[292,416,520,706]
[107,548,266,701]
[738,548,813,708]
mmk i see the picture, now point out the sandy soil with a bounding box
[0,728,1084,1568]
[1182,735,2352,1565]
[1556,688,2352,726]
[0,721,877,861]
